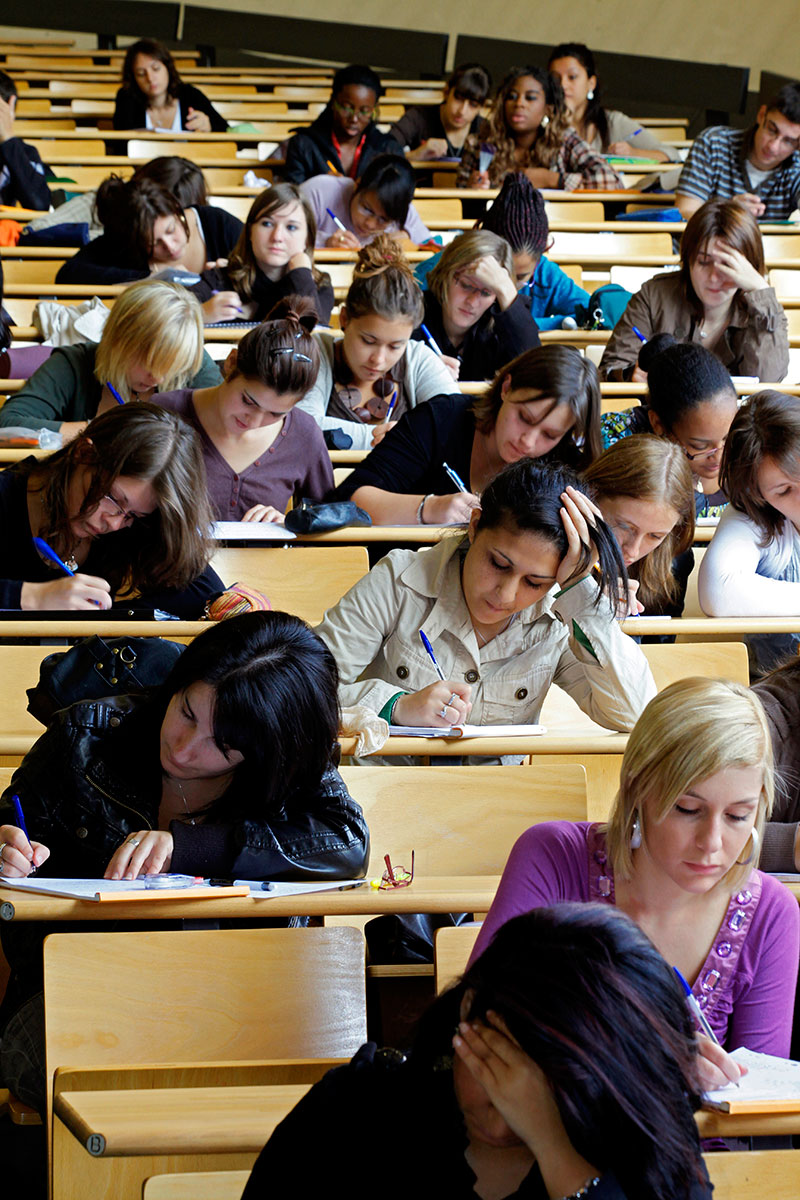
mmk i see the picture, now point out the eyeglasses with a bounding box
[680,438,726,462]
[452,274,494,301]
[98,491,147,525]
[370,851,415,890]
[354,198,390,228]
[334,100,376,120]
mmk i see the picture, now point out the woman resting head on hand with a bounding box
[474,677,800,1092]
[583,434,695,617]
[7,402,215,614]
[243,903,711,1199]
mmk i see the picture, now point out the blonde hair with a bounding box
[427,229,514,307]
[606,678,772,892]
[583,435,695,611]
[94,279,205,400]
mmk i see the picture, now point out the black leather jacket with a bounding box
[0,693,369,882]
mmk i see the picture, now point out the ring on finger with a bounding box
[438,705,450,718]
[127,838,141,848]
[447,693,458,708]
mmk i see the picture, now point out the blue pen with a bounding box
[326,206,348,233]
[419,629,446,682]
[629,127,644,138]
[420,323,443,357]
[32,536,102,606]
[673,966,740,1085]
[385,388,397,422]
[210,289,243,314]
[632,325,647,344]
[442,461,468,493]
[11,794,36,875]
[106,381,125,405]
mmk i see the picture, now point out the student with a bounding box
[297,235,457,451]
[677,81,800,221]
[601,339,738,520]
[0,279,220,440]
[0,403,221,615]
[112,38,227,132]
[156,297,332,522]
[599,199,789,384]
[414,173,590,331]
[472,677,800,1086]
[318,459,654,733]
[0,69,51,210]
[547,44,680,163]
[302,153,431,248]
[189,183,334,325]
[389,63,490,161]
[283,64,401,184]
[698,390,800,673]
[457,65,623,191]
[22,154,208,244]
[243,904,711,1199]
[56,176,243,286]
[410,229,541,382]
[584,435,695,617]
[333,345,601,524]
[0,610,369,1113]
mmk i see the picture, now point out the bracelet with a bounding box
[558,1176,602,1200]
[416,493,433,525]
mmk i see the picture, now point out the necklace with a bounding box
[474,612,515,646]
[165,775,197,826]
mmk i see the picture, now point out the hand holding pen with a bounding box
[23,537,112,611]
[673,967,745,1091]
[0,795,51,879]
[390,630,473,727]
[417,461,480,527]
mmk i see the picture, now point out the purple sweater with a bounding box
[472,821,800,1057]
[155,389,334,520]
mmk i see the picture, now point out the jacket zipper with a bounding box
[83,773,152,831]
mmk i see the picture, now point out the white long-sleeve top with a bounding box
[698,505,800,616]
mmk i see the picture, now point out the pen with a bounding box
[106,382,126,405]
[442,461,468,494]
[11,794,36,875]
[673,967,740,1087]
[326,207,348,232]
[210,289,243,314]
[32,537,102,606]
[420,322,443,357]
[385,388,397,422]
[338,881,366,891]
[419,629,446,682]
[632,325,647,344]
[326,160,341,176]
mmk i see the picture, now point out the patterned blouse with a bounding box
[457,128,624,191]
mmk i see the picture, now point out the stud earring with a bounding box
[587,89,594,101]
[540,114,550,127]
[630,814,642,850]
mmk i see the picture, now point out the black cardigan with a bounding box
[283,109,402,184]
[56,205,244,286]
[411,290,540,382]
[112,82,228,132]
[192,263,335,325]
[0,137,51,210]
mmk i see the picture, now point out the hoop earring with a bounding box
[736,826,760,866]
[630,814,642,850]
[586,89,594,101]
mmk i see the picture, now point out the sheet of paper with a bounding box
[234,878,369,900]
[0,877,246,902]
[212,521,296,541]
[388,723,546,739]
[705,1047,800,1103]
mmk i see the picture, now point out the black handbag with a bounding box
[285,498,372,533]
[26,635,185,726]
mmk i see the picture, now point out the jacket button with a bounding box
[76,826,88,839]
[465,669,479,683]
[396,665,409,680]
[109,717,121,728]
[515,687,528,700]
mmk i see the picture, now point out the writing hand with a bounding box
[0,824,50,878]
[326,229,362,249]
[695,1034,747,1092]
[105,830,174,880]
[241,505,285,524]
[370,420,398,447]
[201,292,244,324]
[21,574,112,611]
[422,491,481,525]
[185,107,212,133]
[440,354,461,380]
[392,680,472,727]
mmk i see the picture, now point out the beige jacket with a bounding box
[315,538,656,731]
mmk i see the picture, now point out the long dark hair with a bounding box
[157,611,341,814]
[473,459,628,606]
[121,38,182,99]
[548,42,609,149]
[415,904,707,1199]
[226,182,330,299]
[472,345,602,468]
[720,389,800,545]
[96,176,188,271]
[25,403,212,595]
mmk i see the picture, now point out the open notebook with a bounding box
[704,1047,800,1113]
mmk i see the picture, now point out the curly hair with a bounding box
[482,66,570,184]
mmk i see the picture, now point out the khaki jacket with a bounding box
[315,539,656,731]
[599,272,789,383]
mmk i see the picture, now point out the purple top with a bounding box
[472,821,800,1056]
[300,175,432,248]
[155,389,334,521]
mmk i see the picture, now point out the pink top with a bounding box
[472,821,800,1055]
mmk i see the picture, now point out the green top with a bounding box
[0,342,222,433]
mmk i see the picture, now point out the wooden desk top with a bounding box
[55,1084,310,1156]
[0,875,500,922]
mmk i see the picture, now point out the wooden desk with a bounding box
[55,1083,310,1157]
[0,876,500,922]
[621,615,800,636]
